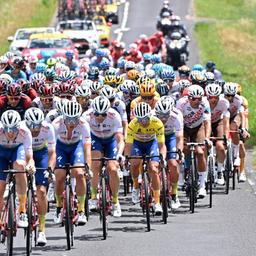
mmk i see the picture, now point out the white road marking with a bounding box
[116,1,130,42]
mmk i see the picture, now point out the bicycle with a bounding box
[91,157,119,240]
[53,164,90,250]
[126,154,160,232]
[0,167,25,256]
[185,142,205,213]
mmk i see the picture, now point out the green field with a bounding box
[194,0,256,146]
[0,0,57,54]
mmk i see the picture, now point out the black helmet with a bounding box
[13,57,24,68]
[205,61,216,71]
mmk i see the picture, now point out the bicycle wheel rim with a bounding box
[161,168,168,224]
[101,177,107,239]
[26,189,33,255]
[7,193,14,256]
[143,172,150,231]
[64,184,71,250]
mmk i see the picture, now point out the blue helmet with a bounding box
[143,53,152,61]
[160,69,176,81]
[99,58,110,70]
[117,58,126,69]
[65,50,74,59]
[35,63,47,73]
[192,64,204,71]
[151,54,161,63]
[88,66,99,79]
[95,48,105,58]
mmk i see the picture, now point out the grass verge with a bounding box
[194,0,256,146]
[0,0,57,54]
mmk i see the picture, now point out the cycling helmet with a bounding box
[160,69,176,81]
[28,55,38,64]
[134,102,152,119]
[143,53,152,61]
[223,82,237,96]
[12,57,24,68]
[59,82,75,95]
[81,79,93,88]
[127,69,140,81]
[30,73,46,90]
[44,68,56,80]
[5,52,14,60]
[129,83,140,96]
[0,78,7,93]
[118,80,134,92]
[204,72,215,84]
[24,107,44,126]
[75,85,91,98]
[1,110,21,128]
[188,84,204,98]
[191,72,206,86]
[65,50,74,59]
[35,63,47,73]
[117,58,126,69]
[115,75,124,85]
[192,64,204,72]
[105,67,117,76]
[90,81,103,92]
[95,49,105,58]
[101,86,116,100]
[62,101,82,118]
[58,69,72,81]
[0,74,13,85]
[88,66,99,79]
[104,75,116,85]
[7,83,22,96]
[156,81,169,96]
[145,69,156,79]
[92,96,110,114]
[125,61,136,70]
[140,80,155,96]
[99,59,110,71]
[155,96,175,115]
[178,65,190,76]
[0,55,9,65]
[151,54,161,64]
[205,83,222,96]
[205,61,216,71]
[17,79,30,92]
[178,79,191,92]
[39,84,55,96]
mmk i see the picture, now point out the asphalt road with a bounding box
[1,1,256,255]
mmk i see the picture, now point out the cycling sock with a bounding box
[77,196,85,212]
[198,171,207,188]
[39,214,46,233]
[132,178,139,189]
[171,182,178,196]
[112,193,119,204]
[55,195,63,208]
[90,187,98,200]
[18,194,26,213]
[240,157,245,172]
[153,190,160,204]
[232,143,239,159]
[217,162,224,172]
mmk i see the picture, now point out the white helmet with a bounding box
[5,51,14,60]
[24,107,44,126]
[81,79,93,88]
[145,69,156,79]
[1,110,21,128]
[134,102,152,119]
[129,83,140,95]
[101,85,116,99]
[0,74,13,85]
[92,96,110,114]
[62,101,82,118]
[125,61,135,70]
[223,82,237,96]
[188,84,204,98]
[155,96,175,115]
[205,83,222,96]
[0,55,8,64]
[75,85,91,98]
[90,81,103,92]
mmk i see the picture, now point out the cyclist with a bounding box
[205,61,223,81]
[155,96,184,209]
[24,107,56,246]
[205,83,230,185]
[176,85,211,198]
[0,110,35,228]
[124,102,166,214]
[75,84,92,112]
[83,96,125,217]
[0,82,32,118]
[5,57,27,81]
[65,51,79,72]
[52,101,91,225]
[17,78,37,100]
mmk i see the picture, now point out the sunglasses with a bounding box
[27,123,42,130]
[137,116,150,123]
[60,95,72,100]
[4,126,19,133]
[7,96,21,101]
[163,79,174,83]
[189,97,202,102]
[94,112,107,117]
[225,94,235,98]
[40,97,53,102]
[64,117,79,125]
[156,112,170,118]
[91,91,99,95]
[142,96,154,100]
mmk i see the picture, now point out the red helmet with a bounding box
[17,78,31,92]
[59,82,75,94]
[39,84,55,96]
[0,78,7,93]
[7,83,22,96]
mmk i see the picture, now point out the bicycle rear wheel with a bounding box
[26,189,32,255]
[161,168,168,224]
[100,177,108,240]
[208,156,214,208]
[64,185,72,250]
[225,145,232,194]
[189,162,196,213]
[85,181,90,220]
[143,172,151,231]
[7,193,14,256]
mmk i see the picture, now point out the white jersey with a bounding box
[210,96,230,123]
[162,107,184,135]
[45,109,60,123]
[52,116,91,145]
[168,81,180,101]
[176,96,211,128]
[111,99,127,122]
[83,108,123,138]
[228,94,244,119]
[32,96,59,115]
[0,121,32,154]
[31,121,56,151]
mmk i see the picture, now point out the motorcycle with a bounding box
[165,32,190,70]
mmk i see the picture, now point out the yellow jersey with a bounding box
[126,116,165,144]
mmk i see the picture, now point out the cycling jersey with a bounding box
[31,96,59,115]
[83,108,123,138]
[45,109,60,123]
[111,99,128,122]
[176,96,211,128]
[210,96,230,123]
[31,121,56,151]
[162,107,183,135]
[126,116,165,143]
[228,94,244,119]
[52,116,91,145]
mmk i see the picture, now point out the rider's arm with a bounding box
[48,149,56,171]
[223,116,230,138]
[47,123,56,170]
[204,119,212,139]
[124,120,135,157]
[176,131,184,152]
[115,132,125,155]
[122,121,128,139]
[83,142,92,169]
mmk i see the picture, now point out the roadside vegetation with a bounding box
[194,0,256,145]
[0,0,57,54]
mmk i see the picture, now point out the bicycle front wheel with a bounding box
[100,177,107,240]
[208,156,214,208]
[26,189,32,255]
[64,185,72,250]
[7,193,14,256]
[225,144,232,194]
[161,168,168,224]
[143,172,151,231]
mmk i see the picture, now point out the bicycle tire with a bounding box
[85,181,90,220]
[6,193,14,256]
[161,168,168,224]
[232,166,236,190]
[100,177,107,240]
[225,144,232,194]
[143,172,151,231]
[190,160,196,213]
[208,156,214,208]
[64,184,72,250]
[26,188,32,255]
[123,176,128,196]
